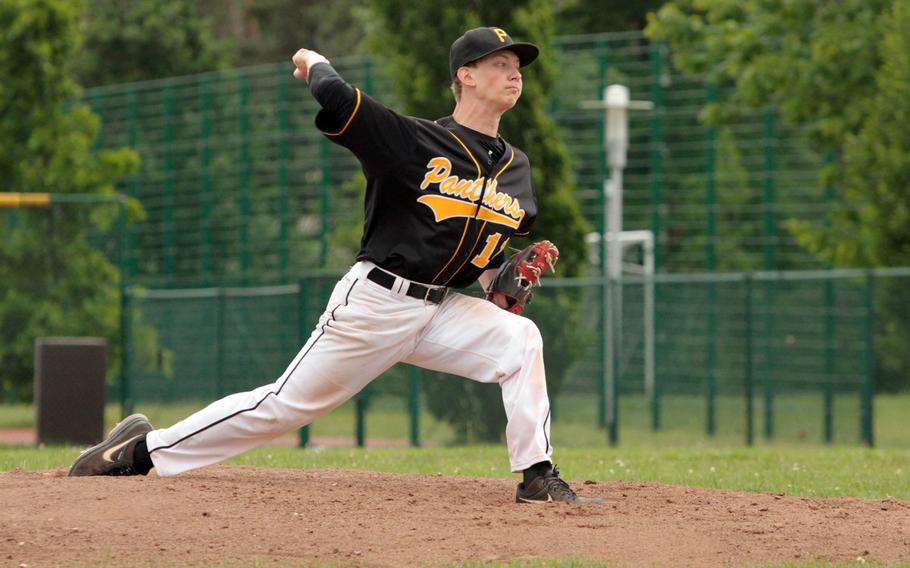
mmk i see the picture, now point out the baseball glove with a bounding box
[486,240,559,315]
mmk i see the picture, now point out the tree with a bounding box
[647,0,910,391]
[839,0,910,269]
[365,0,592,442]
[554,0,668,34]
[647,0,890,153]
[73,0,229,87]
[0,0,139,400]
[208,0,367,66]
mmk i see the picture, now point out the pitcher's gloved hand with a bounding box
[486,240,559,315]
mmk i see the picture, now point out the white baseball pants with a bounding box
[146,261,553,477]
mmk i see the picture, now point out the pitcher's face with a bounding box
[468,50,523,111]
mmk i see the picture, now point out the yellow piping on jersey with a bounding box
[498,147,532,236]
[443,221,489,286]
[493,147,515,179]
[446,131,482,177]
[432,219,470,284]
[441,147,517,286]
[431,131,483,284]
[323,88,362,137]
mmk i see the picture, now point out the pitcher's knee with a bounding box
[515,317,543,352]
[497,317,544,375]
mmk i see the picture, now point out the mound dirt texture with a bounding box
[2,466,908,567]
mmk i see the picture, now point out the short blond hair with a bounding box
[450,62,477,102]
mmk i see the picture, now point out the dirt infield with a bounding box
[1,467,908,567]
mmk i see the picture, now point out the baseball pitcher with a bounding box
[69,27,603,505]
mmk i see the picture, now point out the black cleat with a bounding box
[516,465,605,504]
[68,414,153,477]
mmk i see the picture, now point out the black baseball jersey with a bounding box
[309,63,537,289]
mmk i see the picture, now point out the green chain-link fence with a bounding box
[115,267,886,447]
[5,31,886,445]
[85,31,835,289]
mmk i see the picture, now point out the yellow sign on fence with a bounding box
[0,192,51,208]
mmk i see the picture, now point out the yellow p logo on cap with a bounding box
[492,28,509,43]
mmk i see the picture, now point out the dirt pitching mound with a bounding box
[2,466,908,567]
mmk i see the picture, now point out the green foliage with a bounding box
[647,0,889,151]
[840,0,910,268]
[225,0,367,66]
[554,0,667,34]
[364,0,592,442]
[646,0,901,267]
[666,126,759,271]
[73,0,229,87]
[0,0,139,400]
[647,0,910,391]
[841,0,910,391]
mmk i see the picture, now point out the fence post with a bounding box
[277,64,291,281]
[215,288,226,398]
[118,199,133,417]
[744,274,754,446]
[298,277,311,448]
[761,110,777,440]
[126,87,138,280]
[705,82,718,437]
[861,271,875,447]
[823,151,836,443]
[319,136,331,269]
[239,74,251,284]
[200,78,213,285]
[355,393,367,448]
[649,43,664,271]
[824,276,835,443]
[762,278,776,440]
[409,366,421,447]
[762,109,777,269]
[649,42,665,432]
[596,38,608,429]
[163,83,175,283]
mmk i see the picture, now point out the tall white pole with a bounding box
[584,84,653,443]
[604,85,629,435]
[603,174,614,429]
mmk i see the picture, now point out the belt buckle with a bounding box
[425,285,447,304]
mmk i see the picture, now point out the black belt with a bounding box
[366,267,448,304]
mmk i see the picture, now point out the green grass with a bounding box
[3,443,907,500]
[3,392,908,502]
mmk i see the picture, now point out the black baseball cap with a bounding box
[449,27,539,80]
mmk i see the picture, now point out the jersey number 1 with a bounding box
[471,232,508,268]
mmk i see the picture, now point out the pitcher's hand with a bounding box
[292,48,330,82]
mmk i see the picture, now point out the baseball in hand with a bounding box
[292,49,329,81]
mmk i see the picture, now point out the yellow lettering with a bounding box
[439,176,458,195]
[482,180,498,206]
[418,156,526,228]
[420,157,451,190]
[493,28,509,43]
[471,232,503,268]
[456,179,475,199]
[469,179,485,202]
